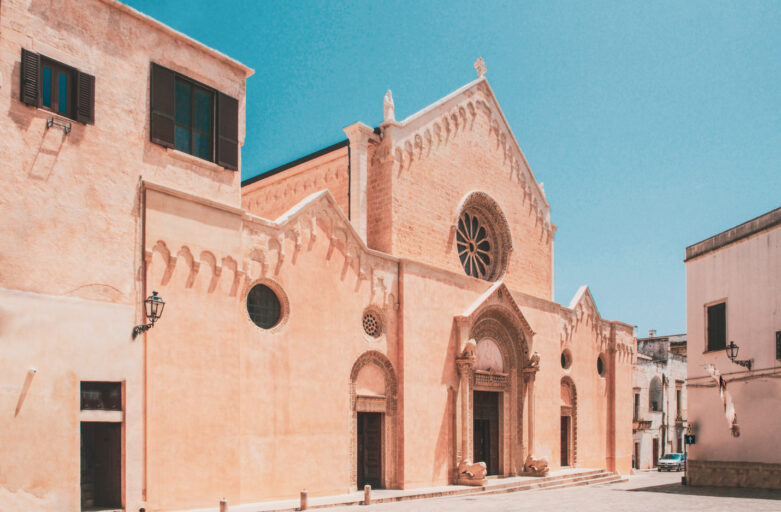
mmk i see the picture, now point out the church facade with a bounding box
[0,1,634,511]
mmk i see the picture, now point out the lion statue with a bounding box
[523,454,549,476]
[458,458,487,481]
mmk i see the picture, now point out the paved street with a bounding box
[327,471,781,512]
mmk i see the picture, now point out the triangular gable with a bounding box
[387,76,549,211]
[456,280,535,341]
[568,285,601,320]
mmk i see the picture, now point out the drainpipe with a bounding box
[395,259,405,487]
[137,177,148,502]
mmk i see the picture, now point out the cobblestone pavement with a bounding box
[327,471,781,512]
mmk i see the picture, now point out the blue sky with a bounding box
[125,0,780,337]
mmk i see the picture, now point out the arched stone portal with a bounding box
[453,295,537,482]
[349,351,398,491]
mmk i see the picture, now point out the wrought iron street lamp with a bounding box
[132,291,165,339]
[725,340,752,371]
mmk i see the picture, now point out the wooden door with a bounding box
[634,442,640,469]
[473,391,500,475]
[560,416,570,466]
[357,412,383,489]
[652,438,659,467]
[81,422,122,509]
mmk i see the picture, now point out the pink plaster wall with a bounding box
[686,225,781,466]
[0,1,249,510]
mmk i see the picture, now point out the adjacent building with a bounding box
[632,332,687,469]
[1,1,637,511]
[685,207,781,488]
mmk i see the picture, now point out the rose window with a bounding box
[362,311,382,337]
[456,211,495,279]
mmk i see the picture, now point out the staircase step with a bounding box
[471,471,616,497]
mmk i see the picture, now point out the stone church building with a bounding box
[0,1,634,511]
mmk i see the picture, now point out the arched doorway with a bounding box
[560,377,577,467]
[349,351,398,490]
[454,302,535,480]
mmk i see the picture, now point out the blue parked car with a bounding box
[658,453,686,471]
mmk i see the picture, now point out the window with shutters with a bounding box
[19,48,94,124]
[150,62,239,170]
[706,301,726,352]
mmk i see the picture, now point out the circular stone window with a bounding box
[597,354,606,377]
[247,284,282,329]
[561,349,572,370]
[454,192,512,282]
[362,310,382,338]
[457,211,495,279]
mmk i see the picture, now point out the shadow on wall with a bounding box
[629,482,781,501]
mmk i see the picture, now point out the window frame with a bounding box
[149,62,238,170]
[705,300,727,353]
[39,56,76,118]
[173,74,215,162]
[649,377,662,412]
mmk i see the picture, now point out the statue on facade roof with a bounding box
[474,57,486,78]
[383,90,395,123]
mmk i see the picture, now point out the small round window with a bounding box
[363,311,382,338]
[247,284,282,329]
[597,354,606,377]
[561,349,572,370]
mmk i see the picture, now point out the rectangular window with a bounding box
[633,393,640,421]
[706,302,726,351]
[150,62,238,170]
[676,388,682,419]
[80,382,122,411]
[19,49,94,124]
[40,58,72,116]
[173,77,213,160]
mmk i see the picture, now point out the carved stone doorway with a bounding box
[473,391,501,475]
[357,412,383,489]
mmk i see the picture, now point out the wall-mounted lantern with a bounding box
[725,340,752,371]
[132,291,165,339]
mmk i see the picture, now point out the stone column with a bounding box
[343,122,376,244]
[522,361,539,462]
[456,358,474,468]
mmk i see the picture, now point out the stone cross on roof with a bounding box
[474,57,486,78]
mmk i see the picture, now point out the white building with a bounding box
[632,333,687,469]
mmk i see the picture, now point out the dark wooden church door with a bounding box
[473,391,500,475]
[357,412,383,488]
[560,416,570,466]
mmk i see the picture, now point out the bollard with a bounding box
[219,498,228,512]
[363,484,371,506]
[299,489,308,511]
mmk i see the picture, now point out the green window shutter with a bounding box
[150,62,175,148]
[20,48,40,106]
[216,92,239,170]
[75,71,95,124]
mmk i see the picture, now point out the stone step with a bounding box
[533,474,624,491]
[476,469,607,491]
[474,471,615,496]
